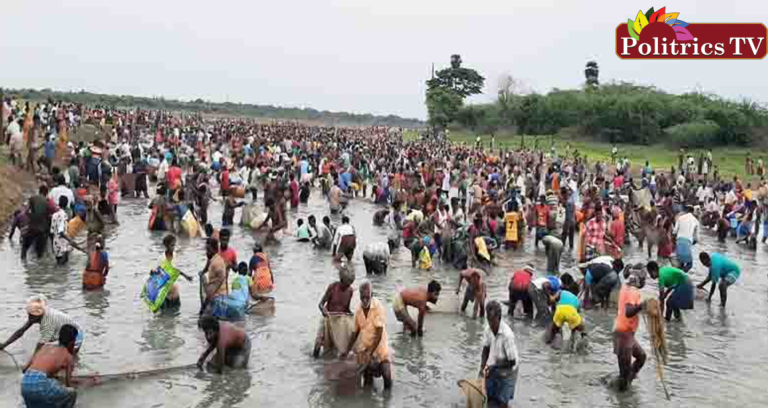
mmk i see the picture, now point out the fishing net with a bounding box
[241,204,262,228]
[0,350,21,371]
[317,314,355,355]
[322,359,361,382]
[457,378,486,408]
[644,298,671,399]
[71,364,197,388]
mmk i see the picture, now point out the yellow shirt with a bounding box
[505,212,519,242]
[354,298,390,363]
[418,247,432,270]
[744,189,753,201]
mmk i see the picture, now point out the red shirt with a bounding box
[510,270,532,292]
[535,204,550,227]
[219,247,237,268]
[221,169,230,192]
[290,180,299,207]
[402,222,417,239]
[609,218,625,248]
[167,166,182,189]
[613,175,624,190]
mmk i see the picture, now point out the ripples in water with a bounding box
[1,192,768,407]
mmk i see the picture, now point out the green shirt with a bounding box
[658,266,687,289]
[231,274,253,291]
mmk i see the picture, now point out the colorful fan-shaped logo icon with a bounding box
[627,7,693,41]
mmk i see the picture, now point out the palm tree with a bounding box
[450,54,463,69]
[585,61,599,88]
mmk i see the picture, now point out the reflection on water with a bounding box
[1,191,768,408]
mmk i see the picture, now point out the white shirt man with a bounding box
[49,185,75,212]
[483,319,519,368]
[674,212,700,243]
[441,170,451,193]
[332,223,356,249]
[157,159,169,182]
[705,199,720,214]
[7,120,22,153]
[696,186,707,204]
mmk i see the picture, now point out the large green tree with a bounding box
[426,87,463,134]
[427,54,485,98]
[425,54,485,134]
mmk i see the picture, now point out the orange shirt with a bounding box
[354,298,390,363]
[614,285,641,333]
[552,173,560,192]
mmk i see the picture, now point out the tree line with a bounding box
[4,88,424,128]
[426,57,768,147]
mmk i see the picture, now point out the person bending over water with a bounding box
[545,289,587,351]
[197,316,251,374]
[392,281,441,336]
[457,268,486,319]
[20,325,79,408]
[697,252,740,307]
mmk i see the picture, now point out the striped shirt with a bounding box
[39,307,81,344]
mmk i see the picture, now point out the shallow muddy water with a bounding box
[1,190,767,407]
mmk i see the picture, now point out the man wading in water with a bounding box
[457,268,487,319]
[613,265,649,391]
[258,196,287,243]
[341,281,392,389]
[332,216,357,262]
[314,265,355,358]
[480,300,519,408]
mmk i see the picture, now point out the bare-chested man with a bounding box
[314,265,356,357]
[197,316,251,374]
[20,325,78,408]
[259,196,287,243]
[393,281,442,336]
[457,268,487,318]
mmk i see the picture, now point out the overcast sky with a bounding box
[2,0,766,120]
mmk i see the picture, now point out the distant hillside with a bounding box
[4,88,424,128]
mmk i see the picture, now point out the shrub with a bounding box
[664,120,719,147]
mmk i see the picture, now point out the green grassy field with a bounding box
[405,129,759,181]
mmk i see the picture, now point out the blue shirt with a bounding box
[558,290,580,309]
[44,141,56,159]
[340,172,352,191]
[228,275,251,307]
[709,253,740,284]
[300,160,309,176]
[296,224,310,239]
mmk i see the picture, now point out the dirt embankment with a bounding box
[0,166,36,237]
[0,123,106,238]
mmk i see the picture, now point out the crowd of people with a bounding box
[1,99,752,408]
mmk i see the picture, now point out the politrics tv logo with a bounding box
[616,6,767,59]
